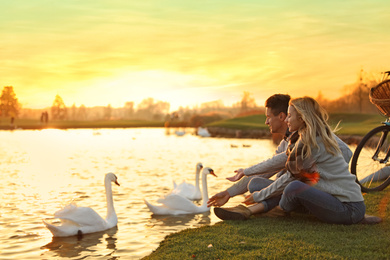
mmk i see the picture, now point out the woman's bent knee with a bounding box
[284,180,307,195]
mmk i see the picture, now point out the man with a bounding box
[207,94,292,209]
[208,94,353,221]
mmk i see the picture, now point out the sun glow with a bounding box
[2,1,390,111]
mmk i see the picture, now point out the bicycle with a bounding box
[350,71,390,192]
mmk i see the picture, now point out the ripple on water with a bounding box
[0,128,277,259]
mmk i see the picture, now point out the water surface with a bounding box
[0,128,276,259]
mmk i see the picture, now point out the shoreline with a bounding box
[206,126,363,145]
[0,124,363,145]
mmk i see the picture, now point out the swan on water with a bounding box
[168,162,203,200]
[43,173,120,237]
[197,127,211,137]
[144,167,216,215]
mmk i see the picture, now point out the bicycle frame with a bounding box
[374,119,390,164]
[381,71,390,82]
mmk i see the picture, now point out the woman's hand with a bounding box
[226,168,245,182]
[242,194,255,206]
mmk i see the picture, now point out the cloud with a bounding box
[1,0,390,109]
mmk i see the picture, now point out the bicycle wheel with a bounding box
[351,125,390,192]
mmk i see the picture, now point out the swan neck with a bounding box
[195,171,200,191]
[200,173,208,207]
[105,178,116,221]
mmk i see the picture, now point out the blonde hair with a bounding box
[290,97,340,158]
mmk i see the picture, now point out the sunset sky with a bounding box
[1,0,390,111]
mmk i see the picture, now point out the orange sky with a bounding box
[1,1,390,111]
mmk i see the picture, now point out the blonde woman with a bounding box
[278,97,367,224]
[215,97,381,224]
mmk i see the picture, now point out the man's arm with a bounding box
[243,152,288,177]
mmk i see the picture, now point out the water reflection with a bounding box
[148,212,211,228]
[0,128,276,259]
[42,227,118,258]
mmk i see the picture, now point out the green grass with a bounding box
[328,113,386,136]
[0,118,164,129]
[143,191,390,260]
[3,113,387,136]
[207,114,268,130]
[207,113,387,136]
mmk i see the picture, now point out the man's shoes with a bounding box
[359,214,382,224]
[214,205,251,220]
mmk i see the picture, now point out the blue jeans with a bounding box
[279,180,366,224]
[248,177,281,213]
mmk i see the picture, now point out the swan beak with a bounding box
[210,170,217,177]
[115,180,120,186]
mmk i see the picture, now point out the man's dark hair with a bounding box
[265,94,291,116]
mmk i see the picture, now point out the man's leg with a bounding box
[248,177,281,213]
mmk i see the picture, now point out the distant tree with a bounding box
[177,106,193,122]
[240,91,256,112]
[51,94,67,120]
[317,70,378,114]
[136,98,170,120]
[200,100,224,113]
[104,104,112,119]
[0,86,20,118]
[77,104,87,120]
[124,101,134,118]
[189,111,229,127]
[70,103,77,120]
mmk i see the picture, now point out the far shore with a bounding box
[0,118,365,146]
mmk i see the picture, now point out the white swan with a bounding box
[169,162,203,200]
[43,173,120,237]
[144,167,216,215]
[197,127,211,137]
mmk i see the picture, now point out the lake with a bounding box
[0,128,277,259]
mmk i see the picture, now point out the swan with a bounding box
[197,127,211,137]
[43,172,120,237]
[144,167,216,215]
[174,130,186,136]
[169,162,203,200]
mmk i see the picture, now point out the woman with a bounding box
[215,97,380,224]
[278,96,366,224]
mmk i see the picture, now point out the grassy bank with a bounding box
[0,118,164,130]
[2,113,386,136]
[207,113,386,136]
[207,114,268,130]
[143,191,390,259]
[327,113,386,135]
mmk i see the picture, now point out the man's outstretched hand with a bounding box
[207,190,230,207]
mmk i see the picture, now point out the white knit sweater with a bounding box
[252,134,363,203]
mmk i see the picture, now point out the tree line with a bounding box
[0,71,382,124]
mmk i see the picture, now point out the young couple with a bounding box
[207,94,381,224]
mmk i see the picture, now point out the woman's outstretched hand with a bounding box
[226,168,245,182]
